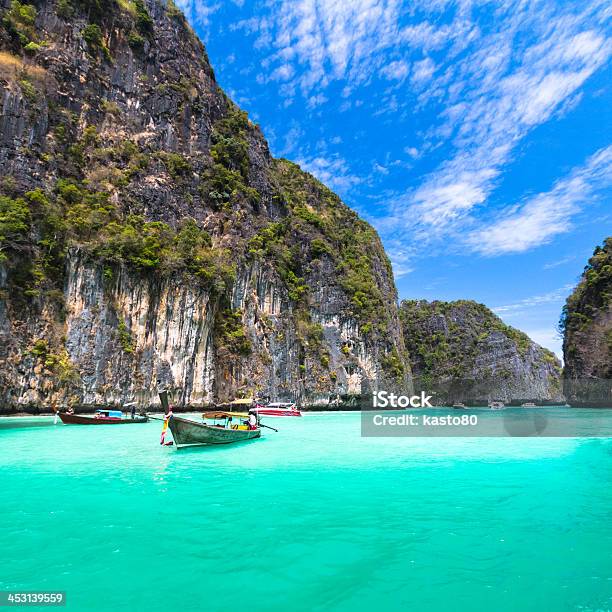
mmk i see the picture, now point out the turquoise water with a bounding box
[1,409,611,611]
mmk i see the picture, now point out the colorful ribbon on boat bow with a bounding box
[160,410,173,446]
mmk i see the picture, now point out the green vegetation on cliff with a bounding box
[0,194,30,262]
[0,182,235,297]
[2,0,38,49]
[561,237,612,390]
[560,237,612,342]
[252,158,394,337]
[203,104,260,209]
[215,308,252,357]
[29,338,80,384]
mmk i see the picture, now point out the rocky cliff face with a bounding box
[0,0,411,411]
[400,300,563,405]
[562,237,612,407]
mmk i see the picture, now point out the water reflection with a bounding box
[0,416,57,430]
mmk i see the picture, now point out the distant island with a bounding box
[400,299,563,406]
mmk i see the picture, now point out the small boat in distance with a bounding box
[215,397,302,417]
[59,408,148,425]
[521,402,537,407]
[452,403,468,409]
[254,401,302,417]
[488,401,505,410]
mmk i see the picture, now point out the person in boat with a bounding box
[131,405,136,419]
[248,410,258,430]
[226,416,233,429]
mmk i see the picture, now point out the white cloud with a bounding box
[306,93,328,109]
[391,262,414,278]
[373,162,389,175]
[380,59,410,82]
[174,0,220,31]
[411,57,435,84]
[231,0,461,97]
[467,146,612,256]
[493,285,575,315]
[383,240,417,279]
[295,154,362,192]
[275,123,304,157]
[376,3,611,250]
[270,63,295,81]
[542,254,576,270]
[412,166,497,229]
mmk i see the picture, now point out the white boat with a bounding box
[488,401,505,410]
[253,401,302,417]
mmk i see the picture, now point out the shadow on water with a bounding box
[173,436,264,454]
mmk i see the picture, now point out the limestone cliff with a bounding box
[400,300,563,405]
[561,237,612,407]
[0,0,411,411]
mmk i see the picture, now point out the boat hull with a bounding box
[168,415,261,447]
[59,413,148,425]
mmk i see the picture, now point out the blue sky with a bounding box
[176,0,611,359]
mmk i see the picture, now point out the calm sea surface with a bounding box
[1,409,611,611]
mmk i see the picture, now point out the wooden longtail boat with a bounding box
[59,409,148,425]
[167,413,261,447]
[157,390,261,448]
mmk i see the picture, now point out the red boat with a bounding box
[58,409,148,425]
[253,402,302,417]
